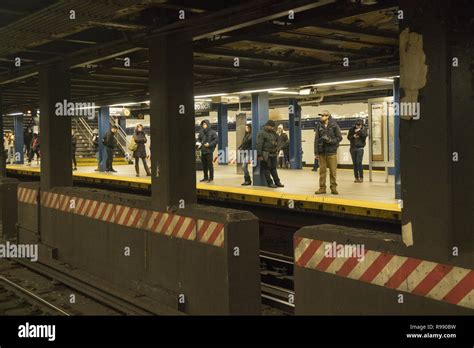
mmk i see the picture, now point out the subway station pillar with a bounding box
[288,99,302,169]
[149,32,196,211]
[399,0,474,253]
[13,114,24,164]
[251,92,269,186]
[217,103,228,164]
[39,63,72,189]
[393,77,401,200]
[98,106,110,172]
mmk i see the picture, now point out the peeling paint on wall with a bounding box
[399,28,428,119]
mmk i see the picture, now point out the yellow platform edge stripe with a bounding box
[7,165,401,217]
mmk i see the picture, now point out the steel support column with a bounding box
[149,32,196,211]
[393,77,401,200]
[98,106,110,172]
[251,92,269,186]
[39,63,72,189]
[217,103,228,164]
[288,99,302,169]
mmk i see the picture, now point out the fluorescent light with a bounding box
[109,102,141,107]
[311,78,393,87]
[270,90,299,95]
[238,87,287,94]
[194,93,228,98]
[6,112,24,116]
[299,88,312,95]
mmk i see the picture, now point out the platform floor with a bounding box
[7,162,397,206]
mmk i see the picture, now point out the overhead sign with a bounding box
[195,101,211,116]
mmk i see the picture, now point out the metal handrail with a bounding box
[77,117,94,147]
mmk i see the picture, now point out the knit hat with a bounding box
[265,120,275,127]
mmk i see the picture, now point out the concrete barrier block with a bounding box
[294,224,474,315]
[17,186,260,315]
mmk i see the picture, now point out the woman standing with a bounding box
[238,124,252,185]
[133,124,151,177]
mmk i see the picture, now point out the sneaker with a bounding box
[314,189,326,194]
[268,183,277,188]
[275,182,284,187]
[199,178,208,182]
[109,169,117,173]
[241,181,251,186]
[331,188,339,195]
[354,178,359,183]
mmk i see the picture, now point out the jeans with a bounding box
[201,153,214,179]
[105,147,114,170]
[350,148,364,179]
[319,154,337,190]
[260,156,281,185]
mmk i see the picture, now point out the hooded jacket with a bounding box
[347,125,368,149]
[197,120,218,155]
[314,116,342,155]
[256,127,279,157]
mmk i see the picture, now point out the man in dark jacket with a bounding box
[24,128,33,161]
[256,120,284,188]
[103,126,118,173]
[197,120,218,182]
[314,111,342,194]
[347,119,368,183]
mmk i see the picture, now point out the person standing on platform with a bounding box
[132,124,151,177]
[314,110,342,195]
[257,120,284,188]
[5,131,15,164]
[91,129,100,171]
[347,119,368,183]
[197,120,218,183]
[27,133,40,166]
[24,128,33,161]
[238,124,252,185]
[71,129,77,171]
[103,126,118,173]
[276,124,290,168]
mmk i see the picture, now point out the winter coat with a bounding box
[24,130,33,147]
[197,120,218,155]
[103,131,117,149]
[133,131,147,158]
[277,132,289,151]
[71,135,77,153]
[31,136,40,151]
[238,133,252,151]
[314,117,342,155]
[256,128,279,158]
[347,125,368,149]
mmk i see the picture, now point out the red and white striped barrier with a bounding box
[17,187,224,248]
[17,187,38,205]
[294,236,474,310]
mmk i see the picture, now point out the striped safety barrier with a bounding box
[17,187,224,248]
[294,236,474,310]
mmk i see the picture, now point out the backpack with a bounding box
[127,137,137,152]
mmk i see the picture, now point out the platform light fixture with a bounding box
[238,87,287,94]
[194,93,229,99]
[270,90,300,95]
[299,88,312,95]
[310,78,394,87]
